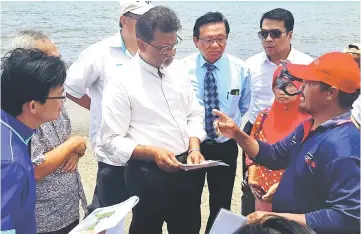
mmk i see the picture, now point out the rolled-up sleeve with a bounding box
[238,67,251,117]
[65,47,98,98]
[305,156,360,233]
[99,78,137,166]
[185,76,207,142]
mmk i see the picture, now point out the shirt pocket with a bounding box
[228,94,241,117]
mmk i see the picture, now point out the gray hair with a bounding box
[11,30,49,49]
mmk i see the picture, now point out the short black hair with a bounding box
[320,82,360,109]
[193,12,230,38]
[234,215,316,234]
[136,6,181,43]
[260,8,294,32]
[1,48,67,117]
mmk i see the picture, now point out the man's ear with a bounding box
[137,39,146,52]
[193,37,199,49]
[287,31,293,43]
[326,86,339,101]
[24,100,38,115]
[120,15,127,29]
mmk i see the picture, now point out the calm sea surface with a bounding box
[1,1,360,63]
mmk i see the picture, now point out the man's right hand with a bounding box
[151,147,182,172]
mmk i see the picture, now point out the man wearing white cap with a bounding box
[344,42,361,127]
[65,0,152,213]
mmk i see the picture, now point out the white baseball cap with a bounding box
[344,42,361,55]
[119,0,153,16]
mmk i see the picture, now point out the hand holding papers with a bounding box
[209,208,247,234]
[69,196,139,234]
[180,160,229,171]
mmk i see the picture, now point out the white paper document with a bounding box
[180,160,229,171]
[209,208,248,234]
[69,196,139,234]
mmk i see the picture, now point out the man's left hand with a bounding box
[187,151,205,165]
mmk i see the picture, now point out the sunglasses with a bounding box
[275,61,303,96]
[258,29,287,39]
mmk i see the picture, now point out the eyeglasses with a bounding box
[148,35,183,55]
[198,37,228,46]
[46,90,66,101]
[258,29,287,39]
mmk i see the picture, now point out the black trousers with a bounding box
[241,121,255,216]
[125,154,200,234]
[88,162,130,213]
[38,219,78,234]
[193,139,238,233]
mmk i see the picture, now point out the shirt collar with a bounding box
[301,111,352,142]
[137,54,164,78]
[108,30,132,57]
[319,111,353,128]
[262,45,295,64]
[1,109,33,145]
[199,53,223,71]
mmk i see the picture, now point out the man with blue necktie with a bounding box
[182,11,251,233]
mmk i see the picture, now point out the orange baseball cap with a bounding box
[286,52,360,94]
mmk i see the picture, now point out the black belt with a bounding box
[203,139,235,146]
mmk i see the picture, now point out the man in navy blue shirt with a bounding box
[1,48,67,234]
[213,52,360,234]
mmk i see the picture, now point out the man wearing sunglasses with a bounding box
[65,0,152,213]
[242,8,313,215]
[182,12,251,233]
[99,6,206,233]
[213,52,360,234]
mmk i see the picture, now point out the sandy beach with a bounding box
[65,100,245,233]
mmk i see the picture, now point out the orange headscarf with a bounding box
[261,66,310,144]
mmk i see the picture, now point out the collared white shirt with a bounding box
[183,52,251,143]
[352,95,361,124]
[65,31,133,161]
[98,54,207,166]
[245,47,314,124]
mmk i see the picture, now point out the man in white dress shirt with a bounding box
[99,6,206,234]
[344,42,360,126]
[242,8,313,215]
[65,1,152,213]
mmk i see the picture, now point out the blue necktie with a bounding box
[204,63,220,140]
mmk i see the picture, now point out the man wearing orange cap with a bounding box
[213,52,360,234]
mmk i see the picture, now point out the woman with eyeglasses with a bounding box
[244,66,310,212]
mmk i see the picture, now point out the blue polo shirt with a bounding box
[254,111,360,234]
[1,109,36,234]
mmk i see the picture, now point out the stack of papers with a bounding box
[180,160,229,171]
[69,196,139,234]
[209,208,248,234]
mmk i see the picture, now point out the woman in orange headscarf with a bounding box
[245,65,310,212]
